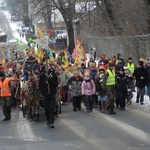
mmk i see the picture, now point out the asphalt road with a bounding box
[0,102,150,150]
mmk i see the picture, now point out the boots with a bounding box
[99,101,101,111]
[110,107,116,114]
[106,106,111,114]
[107,107,116,114]
[45,110,50,126]
[45,110,49,119]
[8,112,11,119]
[101,101,106,113]
[3,114,11,121]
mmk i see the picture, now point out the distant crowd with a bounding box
[0,51,150,128]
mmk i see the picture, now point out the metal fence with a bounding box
[82,34,150,63]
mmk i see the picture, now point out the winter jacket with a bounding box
[58,70,69,87]
[82,79,96,96]
[116,62,125,74]
[90,69,97,81]
[133,67,148,88]
[39,69,58,96]
[95,77,107,96]
[145,65,150,86]
[115,73,129,95]
[23,61,38,75]
[67,76,83,97]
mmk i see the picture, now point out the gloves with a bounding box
[127,88,131,92]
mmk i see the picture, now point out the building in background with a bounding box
[0,0,7,10]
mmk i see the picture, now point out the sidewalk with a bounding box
[3,10,27,44]
[128,91,150,113]
[9,22,27,44]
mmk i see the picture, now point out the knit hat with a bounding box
[29,56,35,60]
[101,53,105,57]
[146,57,150,61]
[119,58,124,61]
[128,57,133,60]
[138,61,144,67]
[0,71,5,77]
[118,68,124,72]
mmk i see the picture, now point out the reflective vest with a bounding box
[0,78,12,97]
[115,59,119,65]
[106,69,115,85]
[127,63,135,73]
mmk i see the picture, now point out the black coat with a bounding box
[145,65,150,86]
[23,61,38,74]
[39,69,58,96]
[133,67,148,88]
[95,76,107,96]
[116,62,125,73]
[115,73,129,95]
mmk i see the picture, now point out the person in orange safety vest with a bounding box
[0,71,13,121]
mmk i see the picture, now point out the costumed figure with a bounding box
[67,69,83,111]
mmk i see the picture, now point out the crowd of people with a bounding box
[0,51,150,129]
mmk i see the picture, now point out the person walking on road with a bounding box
[0,71,13,121]
[103,61,116,114]
[95,66,107,112]
[39,64,58,128]
[145,61,150,100]
[115,68,129,110]
[81,69,96,113]
[67,69,83,111]
[133,61,148,105]
[57,65,69,105]
[126,57,136,92]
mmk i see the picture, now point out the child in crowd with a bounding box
[115,68,129,110]
[82,69,96,113]
[95,67,107,113]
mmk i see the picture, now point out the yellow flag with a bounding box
[35,46,42,63]
[2,56,6,65]
[36,28,43,39]
[40,50,44,60]
[63,49,70,73]
[74,38,87,65]
[37,47,42,57]
[29,48,34,56]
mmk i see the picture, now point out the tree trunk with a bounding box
[66,21,75,54]
[44,13,53,31]
[43,0,53,30]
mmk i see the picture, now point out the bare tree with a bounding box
[50,0,77,53]
[79,0,150,37]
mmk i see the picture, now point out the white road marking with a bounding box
[15,111,46,141]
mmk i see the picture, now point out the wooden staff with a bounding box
[15,84,19,99]
[45,52,50,94]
